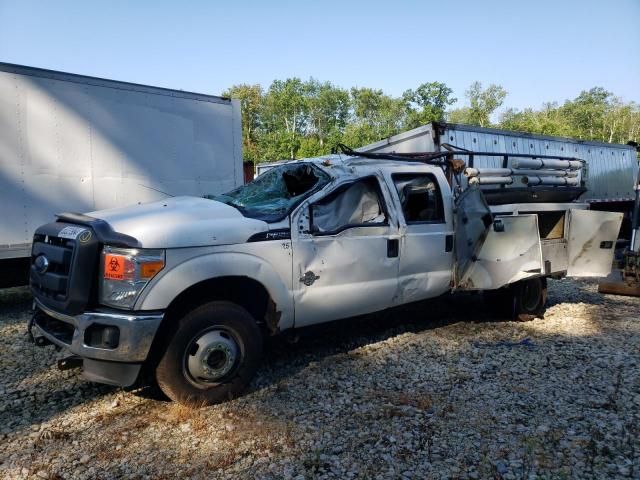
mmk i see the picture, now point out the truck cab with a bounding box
[29,153,622,406]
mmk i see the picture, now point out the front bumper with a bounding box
[32,299,163,386]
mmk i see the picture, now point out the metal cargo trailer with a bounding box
[361,122,638,234]
[0,62,243,287]
[362,122,637,203]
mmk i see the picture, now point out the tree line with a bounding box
[223,80,640,163]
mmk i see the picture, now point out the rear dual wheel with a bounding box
[155,301,263,406]
[484,277,547,321]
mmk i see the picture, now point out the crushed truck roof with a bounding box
[280,154,439,180]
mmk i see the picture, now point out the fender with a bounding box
[135,251,294,330]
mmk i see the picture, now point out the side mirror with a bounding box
[493,219,505,232]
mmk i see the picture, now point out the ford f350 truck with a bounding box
[29,147,623,405]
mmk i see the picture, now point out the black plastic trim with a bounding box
[247,229,292,242]
[56,213,140,248]
[481,187,586,205]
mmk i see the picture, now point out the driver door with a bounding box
[291,176,400,327]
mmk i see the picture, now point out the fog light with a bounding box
[84,324,120,349]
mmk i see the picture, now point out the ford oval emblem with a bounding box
[78,230,92,243]
[34,254,49,274]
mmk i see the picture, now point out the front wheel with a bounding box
[156,301,263,406]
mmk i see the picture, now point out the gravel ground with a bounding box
[0,279,639,479]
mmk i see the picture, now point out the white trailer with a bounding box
[0,62,242,286]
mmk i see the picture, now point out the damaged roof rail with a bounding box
[335,143,586,182]
[336,143,585,166]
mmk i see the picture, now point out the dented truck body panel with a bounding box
[136,244,296,330]
[459,215,543,290]
[291,170,402,326]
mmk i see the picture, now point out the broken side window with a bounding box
[392,173,444,223]
[311,177,387,234]
[213,163,330,222]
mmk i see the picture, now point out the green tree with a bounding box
[222,76,639,162]
[222,84,264,162]
[562,87,612,140]
[466,81,508,127]
[261,78,309,159]
[447,107,473,125]
[346,87,406,145]
[499,103,568,137]
[304,79,350,153]
[402,82,456,129]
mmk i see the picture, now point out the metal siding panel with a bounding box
[497,135,508,166]
[457,124,636,201]
[0,72,29,253]
[1,67,240,258]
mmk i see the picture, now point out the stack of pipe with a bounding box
[465,158,582,187]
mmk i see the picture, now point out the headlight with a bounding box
[99,246,165,309]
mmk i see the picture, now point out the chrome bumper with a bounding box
[33,299,163,363]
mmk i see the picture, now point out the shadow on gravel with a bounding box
[0,287,117,436]
[0,286,32,314]
[252,290,496,393]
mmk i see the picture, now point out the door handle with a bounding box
[445,234,453,252]
[387,238,399,258]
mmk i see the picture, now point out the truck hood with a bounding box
[87,196,269,248]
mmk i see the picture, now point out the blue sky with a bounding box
[1,0,638,112]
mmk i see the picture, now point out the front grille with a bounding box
[30,221,102,315]
[31,234,75,301]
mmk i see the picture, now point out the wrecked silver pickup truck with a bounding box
[28,147,623,405]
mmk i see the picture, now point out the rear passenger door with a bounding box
[389,172,454,302]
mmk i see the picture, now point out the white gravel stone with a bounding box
[1,280,639,479]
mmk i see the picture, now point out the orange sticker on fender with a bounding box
[104,254,125,280]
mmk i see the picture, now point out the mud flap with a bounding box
[567,210,623,277]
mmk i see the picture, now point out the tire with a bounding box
[484,277,547,321]
[156,301,263,406]
[512,277,547,321]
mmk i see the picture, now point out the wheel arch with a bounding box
[137,252,293,368]
[144,275,282,372]
[137,252,293,328]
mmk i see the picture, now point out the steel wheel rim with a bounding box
[183,327,242,388]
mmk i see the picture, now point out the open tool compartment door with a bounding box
[566,209,623,277]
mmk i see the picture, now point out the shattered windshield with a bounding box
[213,163,331,221]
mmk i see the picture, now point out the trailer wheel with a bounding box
[513,277,547,321]
[156,301,263,407]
